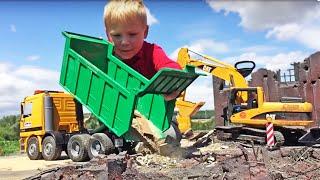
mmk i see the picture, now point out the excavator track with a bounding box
[216,125,270,145]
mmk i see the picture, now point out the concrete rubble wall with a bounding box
[213,51,320,127]
[212,77,228,126]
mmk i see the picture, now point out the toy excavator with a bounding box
[175,48,313,145]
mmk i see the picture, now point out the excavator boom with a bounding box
[175,48,253,134]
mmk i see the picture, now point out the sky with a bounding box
[0,0,319,116]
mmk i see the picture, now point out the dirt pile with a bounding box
[25,137,320,180]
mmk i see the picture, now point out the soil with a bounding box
[0,153,74,180]
[122,142,320,179]
[2,136,320,180]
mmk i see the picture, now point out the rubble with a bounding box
[24,133,320,180]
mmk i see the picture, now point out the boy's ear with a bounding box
[106,29,112,42]
[144,25,149,39]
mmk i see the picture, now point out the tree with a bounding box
[0,115,20,141]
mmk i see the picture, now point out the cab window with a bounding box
[22,103,32,118]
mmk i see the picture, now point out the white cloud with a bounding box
[0,62,61,117]
[206,1,319,30]
[169,39,229,60]
[267,24,320,50]
[14,66,59,81]
[26,55,40,61]
[145,7,158,26]
[266,23,301,41]
[184,76,214,110]
[187,39,229,54]
[206,1,320,50]
[223,51,309,71]
[297,27,320,50]
[10,24,16,32]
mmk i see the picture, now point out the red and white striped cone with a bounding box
[266,122,275,148]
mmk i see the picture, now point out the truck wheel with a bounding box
[88,133,115,160]
[27,137,42,160]
[67,134,90,162]
[42,136,62,161]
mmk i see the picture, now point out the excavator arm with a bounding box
[177,48,249,88]
[175,48,254,134]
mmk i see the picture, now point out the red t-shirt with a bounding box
[122,41,181,79]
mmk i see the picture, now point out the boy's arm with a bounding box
[152,44,182,101]
[163,91,181,101]
[152,44,182,70]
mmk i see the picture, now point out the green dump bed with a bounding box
[60,31,200,137]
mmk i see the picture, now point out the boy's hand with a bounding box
[163,91,180,101]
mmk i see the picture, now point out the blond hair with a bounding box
[104,0,147,31]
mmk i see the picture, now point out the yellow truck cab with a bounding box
[20,90,84,160]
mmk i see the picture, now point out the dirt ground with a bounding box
[126,141,320,179]
[0,153,74,180]
[2,136,320,179]
[20,137,320,180]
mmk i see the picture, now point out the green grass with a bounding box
[191,119,215,131]
[0,140,19,156]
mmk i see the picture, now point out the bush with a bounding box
[192,110,215,119]
[0,115,20,155]
[0,140,19,155]
[0,115,20,141]
[174,110,215,119]
[0,147,3,155]
[191,118,215,131]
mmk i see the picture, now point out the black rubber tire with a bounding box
[88,133,115,160]
[27,136,42,160]
[67,134,91,162]
[42,136,62,161]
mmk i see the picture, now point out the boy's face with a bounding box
[107,21,148,59]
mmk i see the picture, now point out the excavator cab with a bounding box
[231,88,258,112]
[223,87,259,125]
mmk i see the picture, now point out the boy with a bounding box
[103,0,181,101]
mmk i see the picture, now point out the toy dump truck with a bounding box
[20,31,200,162]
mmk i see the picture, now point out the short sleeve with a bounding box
[152,44,182,71]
